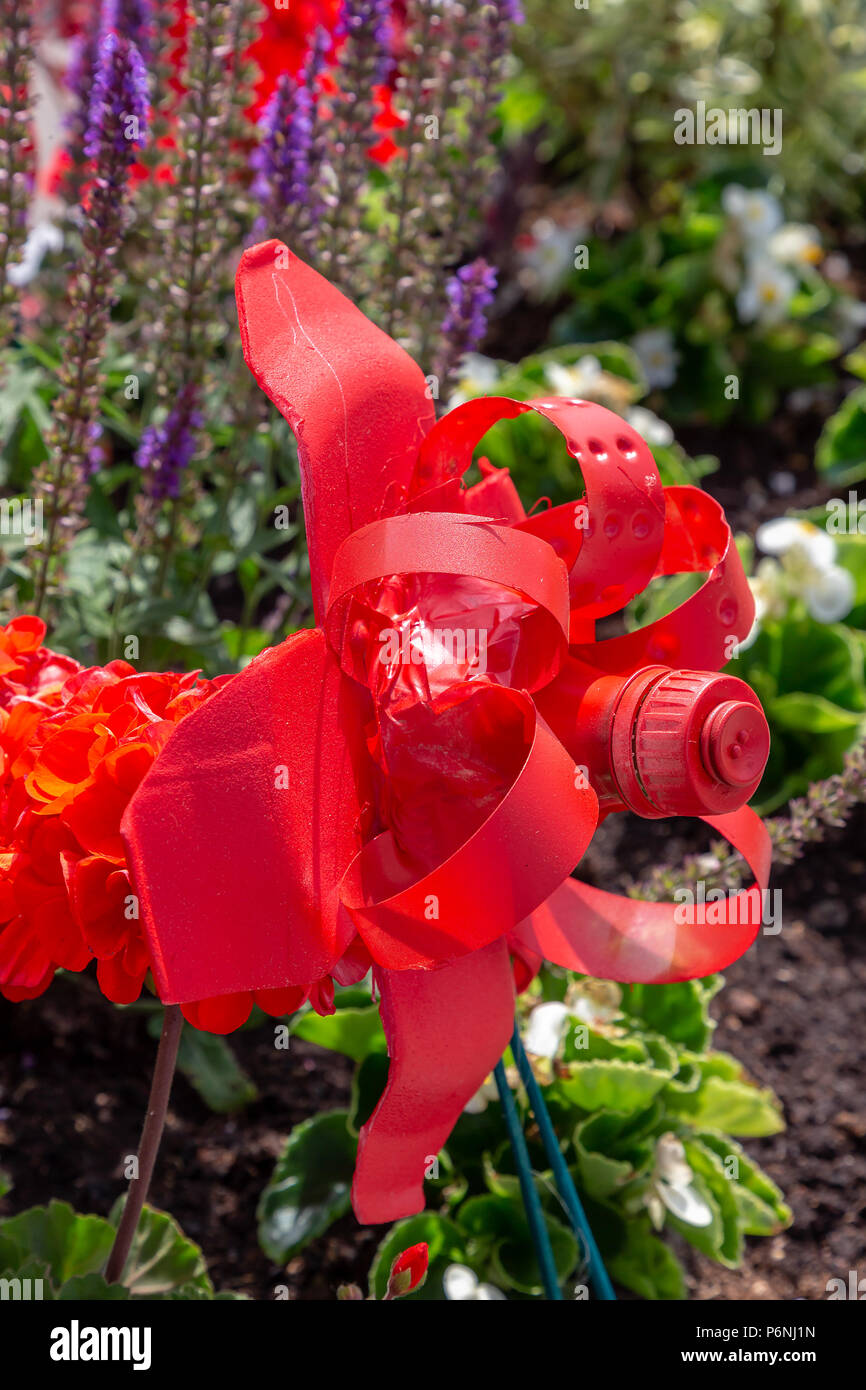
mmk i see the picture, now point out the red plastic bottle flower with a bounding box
[120,239,772,1225]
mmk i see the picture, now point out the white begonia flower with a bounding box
[630,328,680,390]
[753,519,855,626]
[736,256,796,326]
[755,517,836,569]
[7,221,63,288]
[722,184,784,243]
[626,405,674,448]
[443,1264,507,1301]
[749,557,787,626]
[647,1133,713,1231]
[522,217,585,299]
[544,355,603,400]
[446,353,500,410]
[801,564,856,624]
[462,1075,499,1115]
[768,223,822,270]
[523,1001,570,1061]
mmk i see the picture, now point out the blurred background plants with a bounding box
[2,0,866,1300]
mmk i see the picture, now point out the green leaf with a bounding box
[666,1055,785,1137]
[0,1202,113,1285]
[557,1032,677,1113]
[573,1108,659,1199]
[769,691,863,733]
[257,1111,357,1262]
[816,384,866,482]
[619,978,719,1052]
[606,1218,687,1300]
[696,1133,791,1236]
[57,1274,130,1300]
[108,1203,211,1297]
[291,1004,386,1063]
[668,1139,742,1266]
[457,1194,578,1296]
[370,1214,468,1301]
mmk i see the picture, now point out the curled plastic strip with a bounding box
[514,804,771,984]
[340,695,599,971]
[326,510,571,692]
[572,486,755,673]
[412,396,667,634]
[352,937,516,1224]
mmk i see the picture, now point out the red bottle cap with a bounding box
[629,670,770,817]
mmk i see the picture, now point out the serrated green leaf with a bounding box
[695,1132,791,1235]
[108,1203,211,1297]
[0,1202,113,1285]
[667,1069,785,1137]
[457,1194,578,1296]
[606,1218,687,1300]
[257,1111,356,1262]
[57,1273,130,1300]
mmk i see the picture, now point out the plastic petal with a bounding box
[411,396,666,635]
[572,486,755,673]
[340,696,599,971]
[352,936,515,1223]
[236,240,436,620]
[515,805,771,984]
[122,629,368,1003]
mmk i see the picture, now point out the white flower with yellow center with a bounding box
[446,353,500,410]
[768,223,822,270]
[630,328,680,389]
[736,256,796,326]
[753,518,855,625]
[722,184,783,243]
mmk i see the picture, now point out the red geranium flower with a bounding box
[117,240,771,1224]
[0,633,340,1031]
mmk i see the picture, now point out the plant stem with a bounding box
[104,1004,183,1287]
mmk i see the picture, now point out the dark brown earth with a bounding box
[1,804,864,1302]
[583,806,866,1301]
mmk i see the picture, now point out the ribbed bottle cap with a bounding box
[631,671,769,816]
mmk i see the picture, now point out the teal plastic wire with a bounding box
[510,1023,617,1301]
[492,1058,563,1300]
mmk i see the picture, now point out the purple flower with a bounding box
[84,32,149,165]
[251,30,331,228]
[337,0,393,86]
[136,387,203,502]
[68,1,152,149]
[499,0,526,23]
[441,259,499,357]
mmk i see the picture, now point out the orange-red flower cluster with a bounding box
[0,617,335,1032]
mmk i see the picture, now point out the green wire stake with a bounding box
[493,1058,562,1301]
[510,1023,617,1301]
